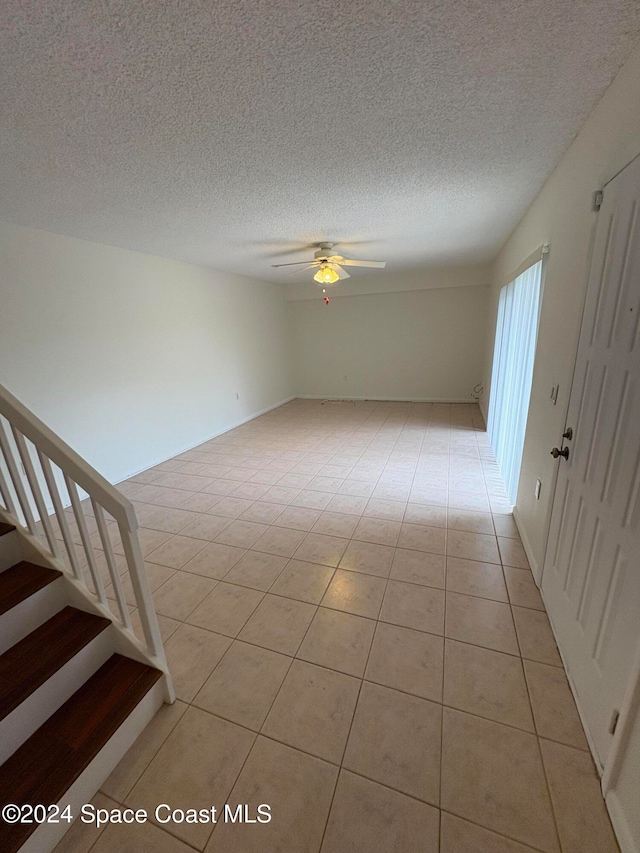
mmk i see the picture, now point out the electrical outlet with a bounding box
[535,479,542,500]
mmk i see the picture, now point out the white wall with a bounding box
[484,44,640,576]
[0,222,294,484]
[482,44,640,853]
[286,263,491,302]
[290,267,489,401]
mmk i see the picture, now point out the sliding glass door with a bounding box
[487,258,544,504]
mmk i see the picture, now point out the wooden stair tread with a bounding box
[0,561,62,616]
[0,654,162,852]
[0,523,15,537]
[0,606,111,720]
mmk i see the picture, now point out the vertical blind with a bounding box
[487,258,544,505]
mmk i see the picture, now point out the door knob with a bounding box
[551,447,569,460]
[562,427,573,440]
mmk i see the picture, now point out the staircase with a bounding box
[0,523,164,852]
[0,382,174,852]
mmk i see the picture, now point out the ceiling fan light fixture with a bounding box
[314,263,339,284]
[272,242,386,282]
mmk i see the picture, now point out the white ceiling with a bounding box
[2,1,640,283]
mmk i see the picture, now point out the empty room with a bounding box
[1,1,640,852]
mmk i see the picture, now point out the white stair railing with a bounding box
[0,381,173,699]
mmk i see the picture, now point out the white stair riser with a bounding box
[0,578,66,655]
[0,627,115,764]
[19,678,166,853]
[0,531,21,573]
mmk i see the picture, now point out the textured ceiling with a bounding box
[2,1,640,282]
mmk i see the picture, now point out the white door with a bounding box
[542,154,640,769]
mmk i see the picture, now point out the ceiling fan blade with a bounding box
[272,260,320,267]
[331,264,350,280]
[338,259,386,268]
[284,264,316,276]
[262,242,321,259]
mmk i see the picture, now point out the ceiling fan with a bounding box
[272,242,386,284]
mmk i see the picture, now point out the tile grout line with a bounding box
[316,399,420,851]
[62,400,569,853]
[151,404,390,850]
[484,403,566,853]
[440,403,453,830]
[516,611,565,852]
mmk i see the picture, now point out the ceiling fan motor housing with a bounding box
[314,243,336,261]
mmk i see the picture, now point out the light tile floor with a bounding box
[54,400,619,852]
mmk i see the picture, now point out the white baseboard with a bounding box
[539,583,605,774]
[512,506,541,585]
[23,396,298,511]
[295,395,480,403]
[606,790,639,853]
[205,395,297,435]
[115,395,296,485]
